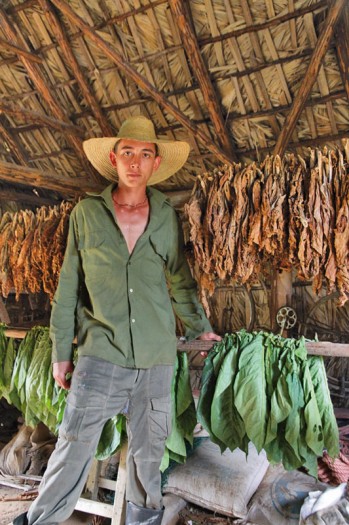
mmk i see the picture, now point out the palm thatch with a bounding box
[0,0,348,206]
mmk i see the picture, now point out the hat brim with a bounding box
[83,136,190,185]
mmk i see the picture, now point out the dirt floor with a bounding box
[0,486,95,525]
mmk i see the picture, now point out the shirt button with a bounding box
[131,318,135,323]
[130,288,133,293]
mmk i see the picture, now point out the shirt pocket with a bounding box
[144,235,168,285]
[79,231,111,284]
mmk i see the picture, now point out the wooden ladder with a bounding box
[75,442,127,525]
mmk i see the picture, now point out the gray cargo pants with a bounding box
[27,356,174,525]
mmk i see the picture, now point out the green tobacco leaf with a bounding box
[96,415,126,460]
[308,356,339,458]
[164,355,187,466]
[175,351,196,444]
[210,339,245,452]
[197,335,236,438]
[302,361,324,457]
[0,324,8,393]
[234,333,267,452]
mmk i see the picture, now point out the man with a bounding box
[14,115,220,525]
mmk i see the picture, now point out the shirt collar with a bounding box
[86,183,170,214]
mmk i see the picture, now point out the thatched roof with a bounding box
[0,0,348,207]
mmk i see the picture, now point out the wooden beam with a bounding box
[273,0,347,157]
[0,188,60,206]
[0,7,100,183]
[0,160,103,196]
[0,100,84,136]
[168,0,237,161]
[0,37,43,63]
[49,0,236,166]
[334,2,349,101]
[38,0,113,137]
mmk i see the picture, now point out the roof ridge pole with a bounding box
[273,0,347,158]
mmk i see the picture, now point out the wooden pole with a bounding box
[273,0,347,157]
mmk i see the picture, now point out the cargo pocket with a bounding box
[59,401,105,445]
[149,397,171,446]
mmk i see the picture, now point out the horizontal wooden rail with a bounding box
[3,328,349,357]
[178,339,349,357]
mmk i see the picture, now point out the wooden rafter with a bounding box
[38,0,113,137]
[0,7,100,182]
[273,0,347,157]
[168,0,237,161]
[0,160,103,196]
[334,2,349,101]
[0,36,42,63]
[48,0,237,166]
[0,100,84,136]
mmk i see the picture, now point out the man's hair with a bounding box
[114,141,159,156]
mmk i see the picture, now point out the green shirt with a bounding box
[50,183,212,368]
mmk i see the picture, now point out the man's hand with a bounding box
[198,331,222,342]
[198,331,221,357]
[53,360,74,390]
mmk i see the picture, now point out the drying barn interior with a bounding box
[0,0,348,524]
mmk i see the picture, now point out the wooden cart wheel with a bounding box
[300,291,349,343]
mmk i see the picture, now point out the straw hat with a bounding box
[83,116,190,185]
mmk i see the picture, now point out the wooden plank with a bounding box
[112,442,127,525]
[305,341,349,358]
[273,0,346,157]
[75,498,114,518]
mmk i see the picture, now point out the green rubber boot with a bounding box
[125,501,164,525]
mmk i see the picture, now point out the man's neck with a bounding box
[113,186,147,207]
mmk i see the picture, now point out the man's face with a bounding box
[109,138,161,188]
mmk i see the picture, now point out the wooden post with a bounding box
[270,269,293,334]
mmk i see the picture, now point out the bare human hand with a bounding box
[53,360,74,390]
[198,331,221,357]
